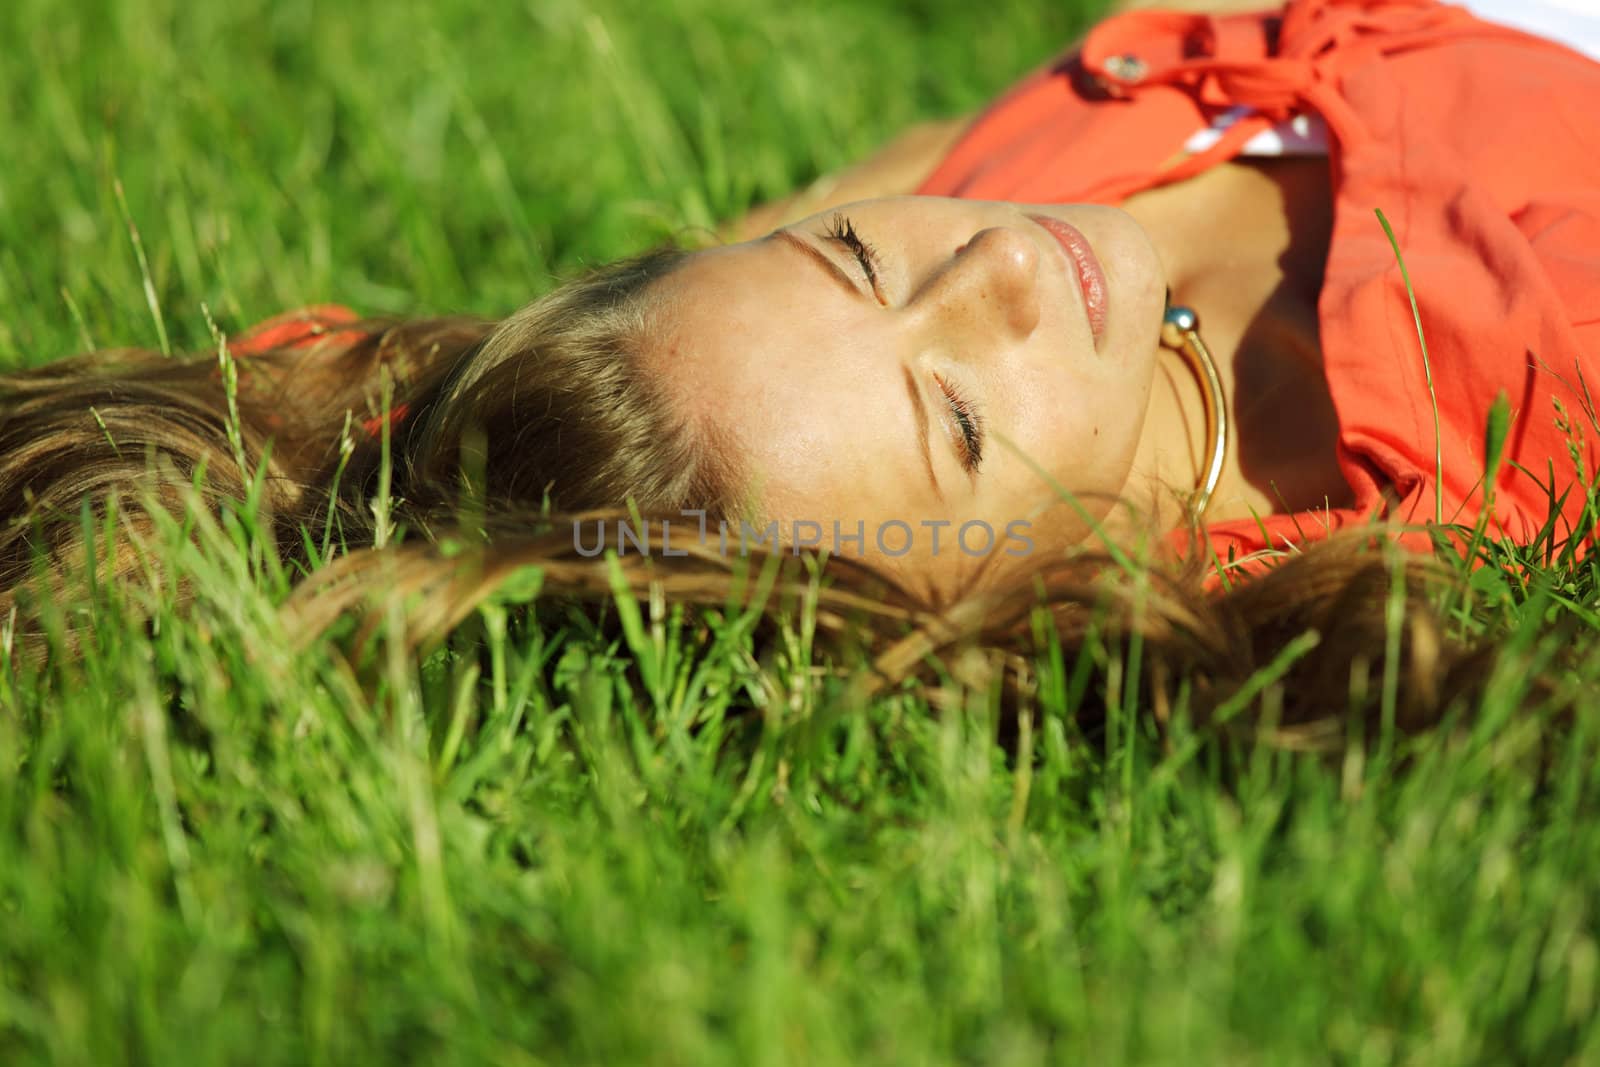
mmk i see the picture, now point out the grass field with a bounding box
[4,0,1600,1063]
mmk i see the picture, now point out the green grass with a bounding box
[4,0,1600,1064]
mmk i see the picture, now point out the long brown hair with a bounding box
[0,246,718,620]
[278,512,1500,751]
[0,245,1509,746]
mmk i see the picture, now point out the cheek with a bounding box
[1070,329,1162,490]
[1098,373,1158,494]
[1008,364,1150,497]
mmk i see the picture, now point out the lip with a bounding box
[1026,214,1109,348]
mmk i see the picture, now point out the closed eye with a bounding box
[933,372,984,474]
[823,212,885,302]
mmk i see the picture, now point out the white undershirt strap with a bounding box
[1182,0,1600,159]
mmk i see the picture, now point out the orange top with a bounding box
[918,0,1600,564]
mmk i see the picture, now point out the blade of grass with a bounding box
[1376,208,1443,525]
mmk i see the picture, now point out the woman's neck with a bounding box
[1119,156,1348,530]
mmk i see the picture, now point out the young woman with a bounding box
[4,0,1597,729]
[703,0,1600,597]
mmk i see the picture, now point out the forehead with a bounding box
[645,239,931,518]
[650,236,861,377]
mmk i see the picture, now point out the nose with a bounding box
[917,225,1041,343]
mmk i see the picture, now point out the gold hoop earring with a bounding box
[1160,303,1229,517]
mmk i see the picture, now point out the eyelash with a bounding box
[822,214,982,474]
[823,212,883,296]
[933,372,984,474]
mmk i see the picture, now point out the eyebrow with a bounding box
[902,368,945,503]
[770,229,862,298]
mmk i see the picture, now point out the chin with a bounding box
[1054,205,1166,353]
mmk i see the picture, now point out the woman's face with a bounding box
[647,196,1168,598]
